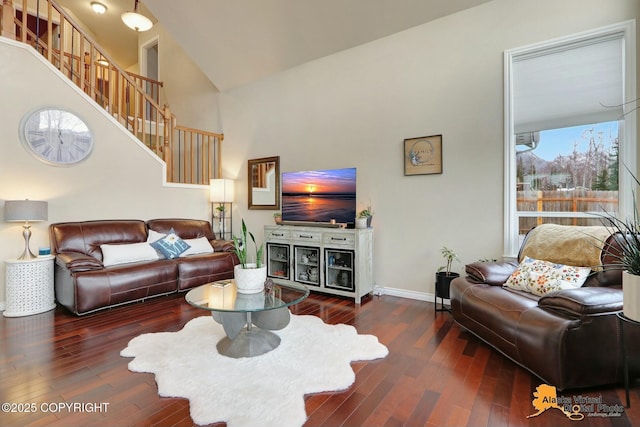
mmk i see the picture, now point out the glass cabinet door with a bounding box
[325,249,355,291]
[266,242,290,280]
[294,246,320,287]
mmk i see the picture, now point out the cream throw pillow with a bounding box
[180,237,214,257]
[147,229,166,243]
[101,242,160,267]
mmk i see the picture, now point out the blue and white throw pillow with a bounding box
[150,228,190,259]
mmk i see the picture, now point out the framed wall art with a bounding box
[403,134,443,176]
[248,156,280,210]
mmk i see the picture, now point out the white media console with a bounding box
[264,224,373,303]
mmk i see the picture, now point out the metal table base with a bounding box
[212,308,291,358]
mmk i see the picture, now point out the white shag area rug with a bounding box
[120,314,388,427]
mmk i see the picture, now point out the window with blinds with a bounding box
[503,21,636,256]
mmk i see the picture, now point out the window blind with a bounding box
[513,34,623,134]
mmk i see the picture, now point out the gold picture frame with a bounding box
[404,134,443,176]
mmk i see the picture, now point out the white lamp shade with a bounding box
[121,12,153,32]
[210,179,234,203]
[4,200,48,222]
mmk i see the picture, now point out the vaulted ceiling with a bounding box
[56,0,493,91]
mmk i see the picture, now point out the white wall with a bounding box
[0,38,212,307]
[139,25,222,132]
[219,0,639,299]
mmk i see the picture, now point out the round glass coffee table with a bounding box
[186,280,309,358]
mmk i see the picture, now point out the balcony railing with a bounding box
[1,0,221,185]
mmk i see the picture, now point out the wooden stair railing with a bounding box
[173,125,222,185]
[0,0,222,185]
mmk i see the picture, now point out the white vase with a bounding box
[234,264,267,294]
[623,271,640,322]
[355,217,368,229]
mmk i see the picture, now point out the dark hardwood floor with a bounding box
[1,291,638,427]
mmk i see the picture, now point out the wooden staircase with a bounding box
[0,0,221,185]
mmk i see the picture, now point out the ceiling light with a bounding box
[90,2,107,14]
[121,0,153,32]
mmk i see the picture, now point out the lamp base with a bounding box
[17,224,38,260]
[17,249,38,260]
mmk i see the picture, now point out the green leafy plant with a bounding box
[358,209,373,218]
[593,165,640,275]
[232,219,264,268]
[358,202,374,218]
[437,246,460,276]
[599,214,640,275]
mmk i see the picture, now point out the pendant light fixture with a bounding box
[121,0,153,32]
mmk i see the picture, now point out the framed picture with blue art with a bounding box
[404,134,442,176]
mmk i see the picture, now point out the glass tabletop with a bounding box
[185,280,309,313]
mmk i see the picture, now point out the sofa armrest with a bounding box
[538,287,622,316]
[56,252,104,272]
[465,261,519,286]
[210,239,235,253]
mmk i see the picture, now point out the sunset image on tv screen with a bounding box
[281,168,356,224]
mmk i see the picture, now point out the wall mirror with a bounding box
[248,156,280,210]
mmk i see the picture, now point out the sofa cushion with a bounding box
[73,260,178,314]
[147,218,215,240]
[176,252,236,290]
[151,229,191,259]
[50,220,147,261]
[504,257,590,296]
[450,281,539,357]
[100,242,160,267]
[538,287,623,316]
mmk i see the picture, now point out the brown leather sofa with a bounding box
[450,225,640,390]
[50,218,238,315]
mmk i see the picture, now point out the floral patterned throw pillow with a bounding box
[504,256,591,296]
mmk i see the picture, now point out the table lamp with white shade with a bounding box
[4,199,48,260]
[210,179,234,240]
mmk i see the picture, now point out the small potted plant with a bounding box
[232,219,266,294]
[273,212,283,225]
[435,246,461,303]
[356,204,374,229]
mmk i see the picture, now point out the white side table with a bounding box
[4,256,56,317]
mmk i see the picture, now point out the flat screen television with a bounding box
[281,167,357,227]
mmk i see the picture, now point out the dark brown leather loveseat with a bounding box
[50,218,238,315]
[450,224,640,390]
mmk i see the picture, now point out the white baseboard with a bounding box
[373,286,449,305]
